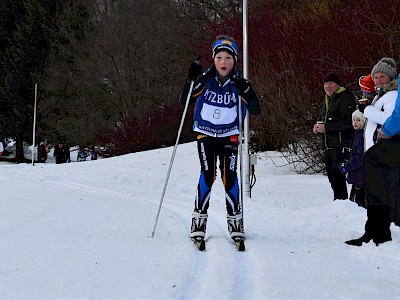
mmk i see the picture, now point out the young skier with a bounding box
[180,35,261,251]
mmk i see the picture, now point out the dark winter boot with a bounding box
[190,211,208,239]
[373,230,392,246]
[345,232,372,246]
[373,205,392,246]
[345,205,379,246]
[227,213,245,240]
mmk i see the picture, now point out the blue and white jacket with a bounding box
[180,65,260,137]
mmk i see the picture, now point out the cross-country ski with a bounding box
[192,237,206,251]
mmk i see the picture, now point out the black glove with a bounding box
[187,56,202,81]
[203,64,216,78]
[357,103,367,113]
[233,77,251,94]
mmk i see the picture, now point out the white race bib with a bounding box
[200,103,237,125]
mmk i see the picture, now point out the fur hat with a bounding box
[359,74,376,97]
[323,72,340,85]
[212,37,238,62]
[352,110,366,128]
[371,57,397,80]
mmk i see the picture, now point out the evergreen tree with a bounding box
[0,0,61,162]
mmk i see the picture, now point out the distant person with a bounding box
[77,147,88,162]
[346,58,398,246]
[0,140,3,156]
[37,139,48,163]
[313,72,357,200]
[338,110,366,207]
[90,146,98,160]
[54,143,70,164]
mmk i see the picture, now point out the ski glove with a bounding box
[338,163,347,175]
[357,103,367,113]
[233,77,251,95]
[187,56,202,81]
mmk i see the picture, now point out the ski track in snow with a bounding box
[46,180,135,198]
[211,212,253,300]
[170,178,255,300]
[5,143,400,298]
[47,178,236,300]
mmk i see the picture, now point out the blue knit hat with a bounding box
[212,38,238,62]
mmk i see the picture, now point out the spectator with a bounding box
[358,74,377,102]
[77,147,88,162]
[338,110,366,207]
[54,142,71,164]
[37,139,48,163]
[313,72,357,200]
[358,58,397,151]
[90,146,98,160]
[346,58,398,246]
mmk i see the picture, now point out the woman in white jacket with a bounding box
[359,58,398,151]
[363,81,397,150]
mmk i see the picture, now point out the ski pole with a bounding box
[151,79,195,238]
[238,93,245,228]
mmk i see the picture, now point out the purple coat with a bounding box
[344,128,364,187]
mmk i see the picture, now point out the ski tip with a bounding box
[237,241,245,251]
[234,237,245,251]
[198,240,206,251]
[192,237,206,251]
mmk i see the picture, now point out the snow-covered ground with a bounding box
[1,142,399,299]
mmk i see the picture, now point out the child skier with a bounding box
[338,110,366,207]
[180,35,261,251]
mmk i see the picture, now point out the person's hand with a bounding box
[313,122,325,134]
[377,128,390,140]
[233,76,251,94]
[338,163,347,174]
[203,64,216,78]
[357,99,369,113]
[187,56,202,81]
[313,124,318,134]
[357,103,367,113]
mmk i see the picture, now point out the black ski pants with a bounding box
[194,135,240,216]
[324,148,349,200]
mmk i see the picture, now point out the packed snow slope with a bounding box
[1,142,400,299]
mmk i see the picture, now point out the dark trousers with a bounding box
[350,185,366,208]
[324,148,348,200]
[363,137,400,238]
[364,205,391,243]
[194,136,240,216]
